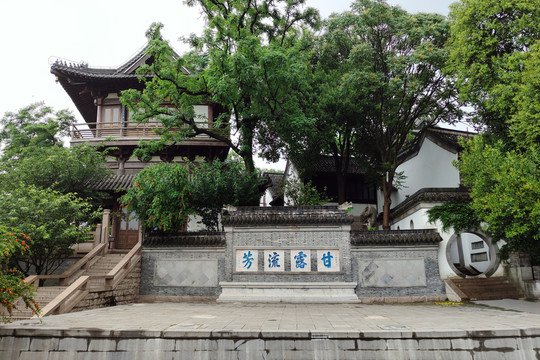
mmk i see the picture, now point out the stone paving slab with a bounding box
[1,301,540,338]
[473,299,540,315]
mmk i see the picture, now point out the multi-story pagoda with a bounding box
[51,45,230,248]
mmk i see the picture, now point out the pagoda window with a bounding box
[194,105,210,128]
[101,105,121,126]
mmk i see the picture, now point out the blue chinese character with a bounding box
[321,251,333,268]
[242,251,254,269]
[268,252,280,268]
[294,251,308,269]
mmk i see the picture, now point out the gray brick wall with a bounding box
[140,248,226,297]
[351,246,446,298]
[224,226,354,283]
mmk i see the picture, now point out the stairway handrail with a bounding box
[21,243,106,286]
[105,242,142,289]
[35,276,89,318]
[59,243,107,285]
[443,279,469,301]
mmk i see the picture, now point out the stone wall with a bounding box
[71,261,141,313]
[140,233,226,298]
[2,328,539,359]
[351,230,446,301]
[137,213,448,302]
[222,206,354,283]
[506,251,540,299]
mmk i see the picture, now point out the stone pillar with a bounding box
[101,209,111,254]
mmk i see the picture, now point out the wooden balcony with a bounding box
[70,121,229,148]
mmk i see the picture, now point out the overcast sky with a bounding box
[0,0,456,167]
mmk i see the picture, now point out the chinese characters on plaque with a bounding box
[316,250,340,272]
[235,249,339,272]
[291,250,311,272]
[236,249,258,272]
[264,250,285,272]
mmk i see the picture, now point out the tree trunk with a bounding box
[336,171,346,205]
[381,176,393,230]
[332,151,348,205]
[239,121,256,175]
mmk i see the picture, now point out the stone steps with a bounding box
[449,277,521,300]
[7,253,130,321]
[8,286,66,321]
[218,282,359,303]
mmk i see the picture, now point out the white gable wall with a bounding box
[378,137,461,212]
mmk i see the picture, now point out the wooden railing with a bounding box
[23,242,141,318]
[71,121,226,140]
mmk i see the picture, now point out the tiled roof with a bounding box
[222,206,354,226]
[389,187,470,221]
[51,43,185,81]
[87,174,136,191]
[399,126,474,162]
[351,229,442,246]
[143,232,226,248]
[51,63,139,81]
[312,156,367,174]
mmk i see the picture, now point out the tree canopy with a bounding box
[121,0,320,174]
[0,103,73,162]
[442,0,540,263]
[446,0,540,139]
[0,186,99,276]
[301,0,458,227]
[0,103,111,206]
[121,159,264,232]
[0,104,109,275]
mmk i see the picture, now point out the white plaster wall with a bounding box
[187,215,208,232]
[325,202,375,216]
[377,137,461,211]
[391,205,504,279]
[283,164,300,206]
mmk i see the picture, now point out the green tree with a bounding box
[427,201,480,233]
[120,163,194,233]
[447,0,540,263]
[0,145,111,207]
[446,0,540,139]
[0,103,73,162]
[121,0,319,174]
[284,179,330,206]
[333,0,459,229]
[292,14,369,204]
[190,159,263,231]
[457,137,539,264]
[0,186,98,276]
[0,103,111,206]
[0,104,108,277]
[121,160,264,232]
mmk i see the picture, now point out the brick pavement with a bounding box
[2,301,539,333]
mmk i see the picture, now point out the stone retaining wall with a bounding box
[1,328,538,359]
[70,262,141,313]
